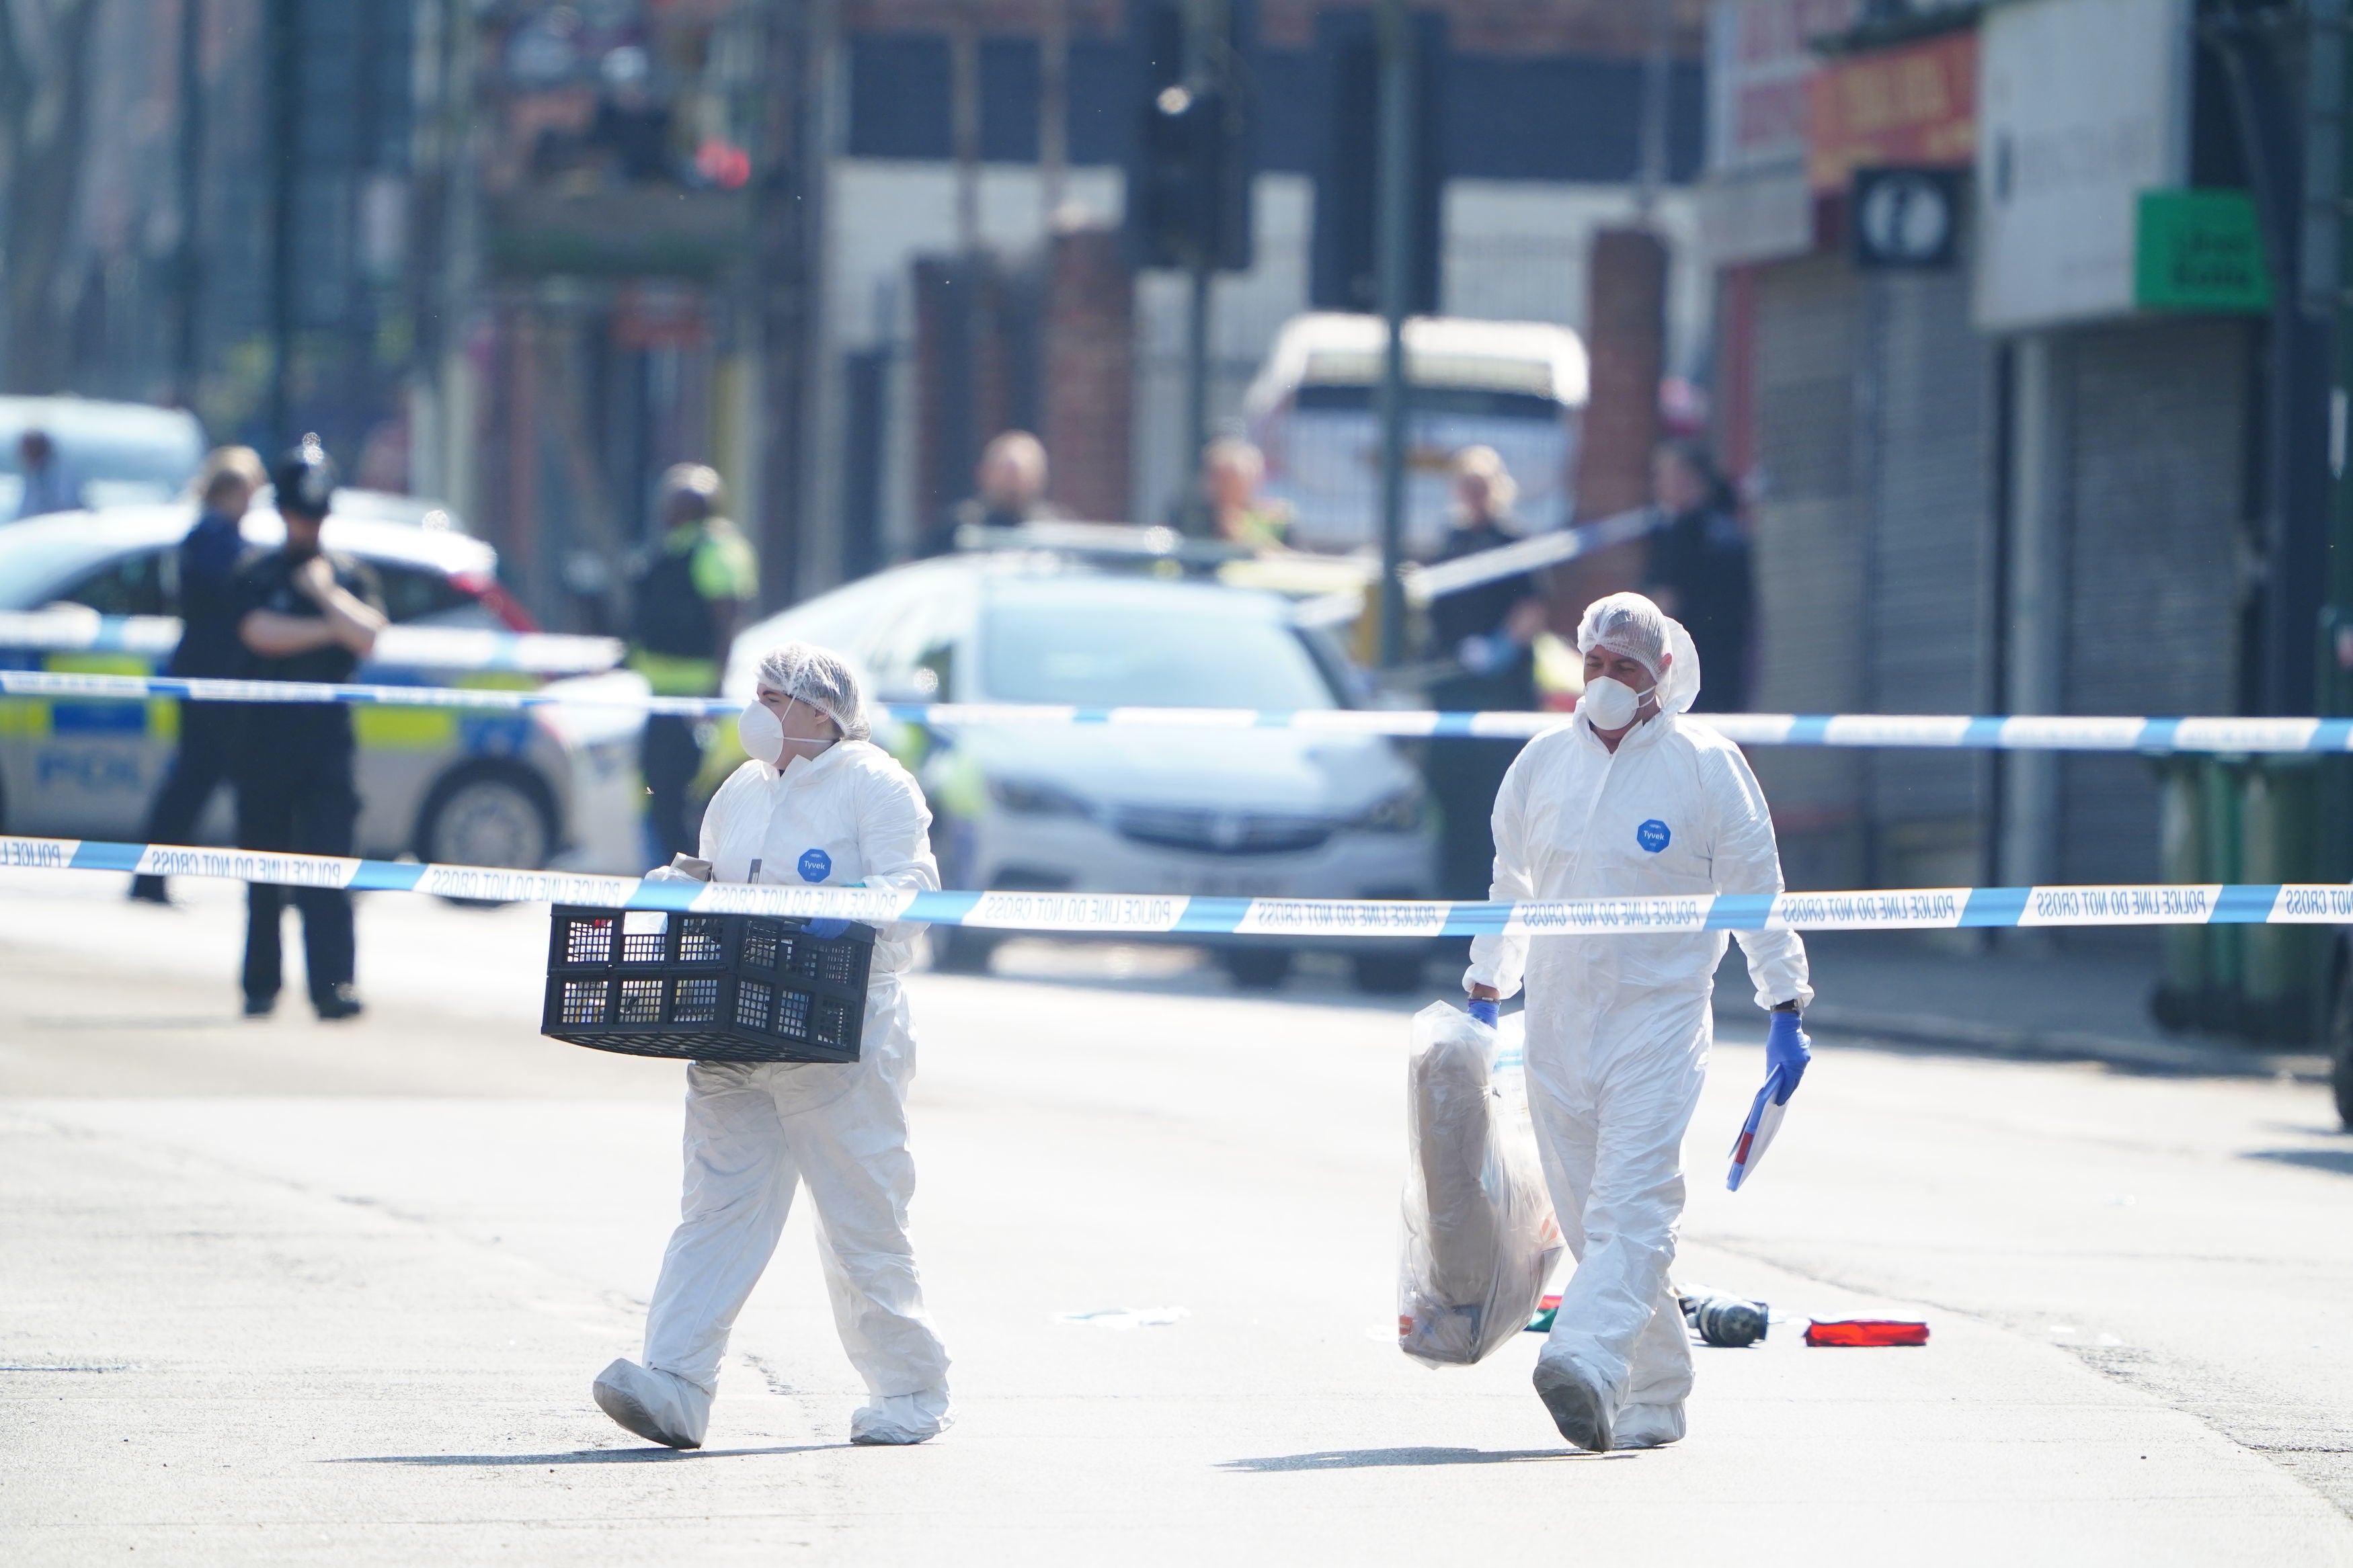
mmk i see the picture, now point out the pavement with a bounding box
[1763,932,2336,1083]
[1,868,2352,1564]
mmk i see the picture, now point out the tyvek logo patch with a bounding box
[1636,819,1671,853]
[798,848,833,882]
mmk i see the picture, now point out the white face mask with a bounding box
[1579,674,1648,731]
[739,697,787,766]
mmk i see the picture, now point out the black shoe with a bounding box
[242,994,276,1018]
[313,984,364,1021]
[128,877,173,906]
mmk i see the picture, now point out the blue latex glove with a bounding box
[1765,1009,1810,1102]
[802,917,850,940]
[1467,998,1499,1029]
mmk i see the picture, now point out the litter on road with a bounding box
[1805,1319,1931,1348]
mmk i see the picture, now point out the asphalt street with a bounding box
[3,866,2352,1565]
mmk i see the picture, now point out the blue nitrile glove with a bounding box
[1765,1008,1810,1102]
[1455,632,1515,675]
[803,917,850,939]
[1468,998,1500,1029]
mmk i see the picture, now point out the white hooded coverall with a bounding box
[639,739,952,1427]
[1466,710,1810,1429]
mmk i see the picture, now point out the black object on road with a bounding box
[542,906,874,1064]
[1680,1288,1769,1348]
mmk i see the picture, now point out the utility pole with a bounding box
[1179,0,1226,534]
[2319,0,2353,720]
[1634,0,1670,223]
[267,0,299,446]
[753,0,828,610]
[173,0,205,403]
[951,15,980,255]
[1040,0,1070,229]
[2311,0,2353,901]
[1373,0,1413,666]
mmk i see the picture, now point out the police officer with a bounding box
[130,447,270,905]
[233,436,387,1019]
[627,464,758,865]
[1426,446,1548,902]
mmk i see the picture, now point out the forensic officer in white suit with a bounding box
[594,642,953,1450]
[1466,593,1814,1452]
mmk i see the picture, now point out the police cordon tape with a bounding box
[0,610,624,675]
[3,667,2352,754]
[6,834,2352,935]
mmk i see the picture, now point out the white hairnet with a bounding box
[753,641,872,741]
[1576,591,1702,716]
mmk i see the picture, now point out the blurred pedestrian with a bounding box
[129,446,268,905]
[588,45,676,184]
[233,437,387,1020]
[1197,438,1290,551]
[1425,446,1548,901]
[627,463,759,865]
[1642,440,1754,712]
[1467,592,1812,1453]
[13,429,78,520]
[916,430,1060,559]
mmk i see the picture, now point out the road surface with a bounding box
[1,868,2350,1564]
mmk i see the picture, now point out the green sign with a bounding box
[2135,190,2274,313]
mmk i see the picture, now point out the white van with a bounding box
[0,396,206,518]
[1242,314,1588,559]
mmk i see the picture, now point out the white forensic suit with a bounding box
[640,739,952,1438]
[1466,710,1809,1442]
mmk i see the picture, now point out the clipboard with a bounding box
[1726,1065,1795,1192]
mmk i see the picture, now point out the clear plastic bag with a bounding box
[1398,1001,1564,1368]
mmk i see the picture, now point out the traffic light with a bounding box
[1123,0,1254,274]
[1310,9,1445,315]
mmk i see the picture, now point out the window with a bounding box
[372,563,479,624]
[980,598,1338,710]
[56,550,171,617]
[1293,383,1564,422]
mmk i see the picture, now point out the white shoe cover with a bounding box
[1612,1402,1685,1449]
[1532,1350,1615,1452]
[849,1388,953,1446]
[593,1358,712,1450]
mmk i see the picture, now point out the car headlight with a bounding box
[988,776,1094,819]
[1355,784,1425,832]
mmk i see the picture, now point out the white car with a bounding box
[1243,313,1589,557]
[725,555,1439,992]
[0,505,646,875]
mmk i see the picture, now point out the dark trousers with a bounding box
[641,714,706,866]
[238,741,360,1003]
[130,702,244,895]
[1428,736,1527,902]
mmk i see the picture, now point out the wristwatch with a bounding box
[1768,999,1800,1013]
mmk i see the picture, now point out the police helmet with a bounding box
[274,434,338,518]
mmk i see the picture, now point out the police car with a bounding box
[0,505,647,874]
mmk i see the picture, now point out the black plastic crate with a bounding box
[541,905,875,1063]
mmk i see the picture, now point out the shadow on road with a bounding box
[1219,1446,1610,1472]
[20,1016,238,1030]
[2244,1148,2353,1177]
[332,1444,832,1467]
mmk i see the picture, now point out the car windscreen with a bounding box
[980,600,1339,710]
[0,534,126,610]
[1293,383,1564,421]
